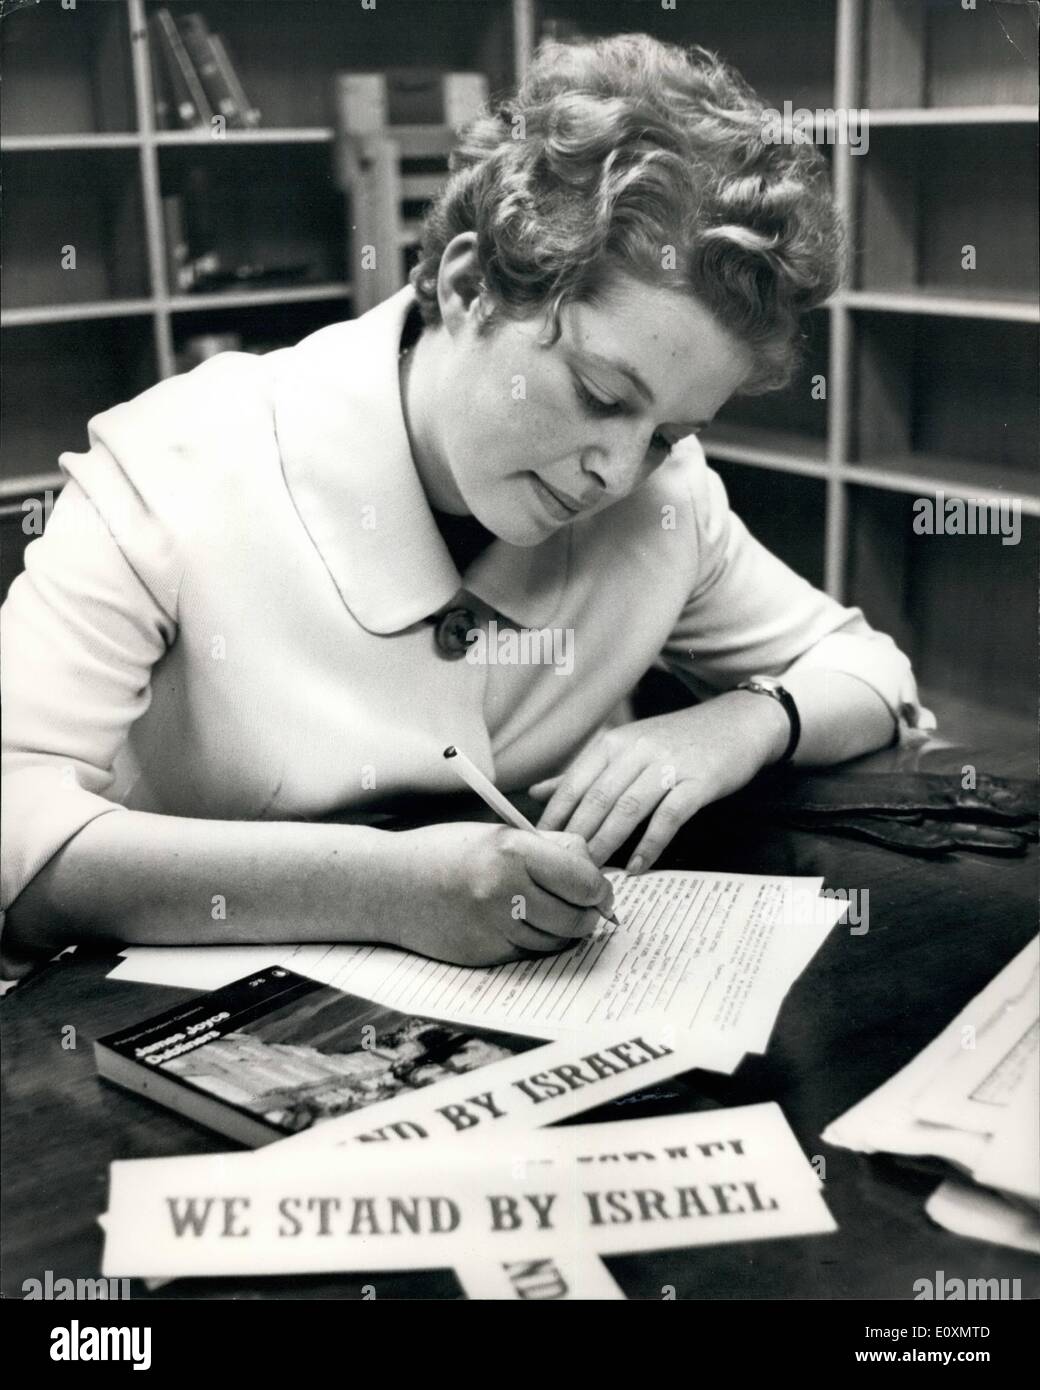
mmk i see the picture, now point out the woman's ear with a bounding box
[436,233,486,335]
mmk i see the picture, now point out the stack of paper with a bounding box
[98,872,849,1297]
[107,868,847,1071]
[823,937,1039,1253]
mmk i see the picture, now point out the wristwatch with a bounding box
[736,675,801,765]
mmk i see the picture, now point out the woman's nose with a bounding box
[579,441,650,498]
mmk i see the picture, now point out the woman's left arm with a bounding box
[531,454,933,870]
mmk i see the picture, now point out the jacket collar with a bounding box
[273,285,570,636]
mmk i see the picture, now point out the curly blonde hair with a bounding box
[410,33,845,393]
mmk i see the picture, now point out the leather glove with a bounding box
[733,771,1039,858]
[783,813,1034,856]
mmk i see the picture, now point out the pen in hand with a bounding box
[443,745,623,928]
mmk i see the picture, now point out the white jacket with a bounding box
[1,286,933,920]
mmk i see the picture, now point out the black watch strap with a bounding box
[736,678,801,765]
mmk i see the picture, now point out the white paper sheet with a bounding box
[511,1103,826,1188]
[101,1103,834,1279]
[971,1053,1040,1202]
[108,945,279,991]
[107,870,842,1060]
[134,1106,821,1296]
[452,1252,627,1300]
[912,960,1039,1135]
[823,937,1040,1178]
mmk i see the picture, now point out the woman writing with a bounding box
[0,35,930,976]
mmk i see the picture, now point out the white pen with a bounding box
[443,744,622,927]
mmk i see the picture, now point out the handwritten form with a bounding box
[108,870,844,1058]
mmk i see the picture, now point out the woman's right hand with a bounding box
[390,822,614,966]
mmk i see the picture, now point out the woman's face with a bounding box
[422,248,754,547]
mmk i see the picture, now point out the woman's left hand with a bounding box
[529,693,790,873]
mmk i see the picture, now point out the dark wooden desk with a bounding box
[3,730,1038,1300]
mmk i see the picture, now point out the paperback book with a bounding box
[95,968,540,1148]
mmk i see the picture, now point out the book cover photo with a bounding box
[95,968,542,1148]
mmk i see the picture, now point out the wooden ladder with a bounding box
[333,71,488,315]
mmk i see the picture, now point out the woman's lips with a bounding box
[529,473,586,521]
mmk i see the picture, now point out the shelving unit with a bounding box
[0,0,518,519]
[2,0,1037,713]
[536,0,1038,714]
[832,0,1038,715]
